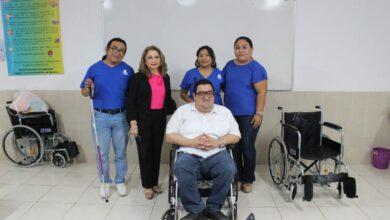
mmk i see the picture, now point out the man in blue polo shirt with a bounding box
[81,38,134,198]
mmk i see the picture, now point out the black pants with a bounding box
[136,110,166,188]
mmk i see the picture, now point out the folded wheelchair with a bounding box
[268,106,357,201]
[1,101,79,168]
[162,145,238,220]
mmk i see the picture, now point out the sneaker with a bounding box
[100,183,111,198]
[241,183,253,193]
[116,183,128,197]
[180,211,206,220]
[205,210,229,220]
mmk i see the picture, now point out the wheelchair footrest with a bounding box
[302,172,348,185]
[302,173,357,201]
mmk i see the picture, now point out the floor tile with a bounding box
[2,185,52,202]
[40,186,87,203]
[0,201,34,220]
[106,204,152,220]
[62,203,112,220]
[19,201,72,220]
[319,206,369,220]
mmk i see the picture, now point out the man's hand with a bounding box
[251,114,262,128]
[200,134,221,150]
[85,78,94,90]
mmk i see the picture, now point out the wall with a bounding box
[0,0,389,164]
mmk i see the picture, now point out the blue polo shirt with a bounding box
[180,67,224,105]
[223,59,267,116]
[80,61,134,109]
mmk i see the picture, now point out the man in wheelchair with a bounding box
[165,79,241,220]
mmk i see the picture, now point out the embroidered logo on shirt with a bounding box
[217,74,222,80]
[122,69,128,75]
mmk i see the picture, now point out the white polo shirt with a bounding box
[165,103,241,158]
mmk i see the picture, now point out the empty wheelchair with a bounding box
[2,101,79,168]
[162,145,238,220]
[268,106,357,201]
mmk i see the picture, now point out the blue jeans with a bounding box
[234,116,260,183]
[174,150,236,213]
[92,110,129,184]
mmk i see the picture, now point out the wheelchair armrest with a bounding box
[171,144,180,150]
[323,122,342,131]
[282,123,299,133]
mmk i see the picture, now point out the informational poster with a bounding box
[0,0,64,75]
[0,39,4,61]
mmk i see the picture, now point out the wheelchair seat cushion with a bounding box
[301,145,339,160]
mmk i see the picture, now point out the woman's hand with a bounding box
[130,121,138,136]
[251,114,262,128]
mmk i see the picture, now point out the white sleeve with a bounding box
[165,107,183,134]
[227,110,241,138]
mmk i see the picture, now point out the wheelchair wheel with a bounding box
[52,152,66,168]
[337,181,343,198]
[161,208,175,220]
[227,203,237,220]
[2,125,44,167]
[289,182,297,201]
[268,137,287,185]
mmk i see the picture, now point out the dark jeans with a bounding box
[174,150,236,213]
[136,110,166,188]
[234,115,260,183]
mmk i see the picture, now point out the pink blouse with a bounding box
[149,74,166,109]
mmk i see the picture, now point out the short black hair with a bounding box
[195,45,217,68]
[234,36,253,48]
[194,79,215,94]
[102,37,127,60]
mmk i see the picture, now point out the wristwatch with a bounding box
[256,111,263,116]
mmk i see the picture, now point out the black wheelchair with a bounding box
[268,106,357,201]
[1,101,79,168]
[162,145,238,220]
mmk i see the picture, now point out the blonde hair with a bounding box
[138,45,168,77]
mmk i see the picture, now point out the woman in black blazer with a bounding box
[126,45,176,199]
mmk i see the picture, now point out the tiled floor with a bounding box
[0,161,389,220]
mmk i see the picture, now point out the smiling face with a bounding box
[105,41,126,65]
[197,48,212,68]
[234,39,253,64]
[194,84,215,112]
[145,49,161,73]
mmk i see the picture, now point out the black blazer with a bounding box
[126,72,177,122]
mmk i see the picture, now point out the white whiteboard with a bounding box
[103,0,295,90]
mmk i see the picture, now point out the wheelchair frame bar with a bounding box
[6,104,55,128]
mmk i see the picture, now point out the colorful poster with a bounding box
[1,0,64,75]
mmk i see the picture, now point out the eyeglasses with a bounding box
[109,46,126,54]
[195,91,214,98]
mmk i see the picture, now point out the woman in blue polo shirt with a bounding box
[80,38,134,198]
[180,45,223,105]
[223,36,268,193]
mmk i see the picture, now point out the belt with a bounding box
[94,108,125,115]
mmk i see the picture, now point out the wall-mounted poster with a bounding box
[0,0,64,75]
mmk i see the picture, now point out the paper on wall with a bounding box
[0,39,4,61]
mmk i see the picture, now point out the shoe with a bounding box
[180,211,206,220]
[205,210,229,220]
[152,185,163,194]
[241,183,253,193]
[144,188,154,200]
[100,183,111,199]
[116,183,128,197]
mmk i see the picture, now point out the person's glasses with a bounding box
[195,91,214,98]
[110,46,126,54]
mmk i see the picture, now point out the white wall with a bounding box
[1,0,390,91]
[294,0,390,91]
[0,0,104,90]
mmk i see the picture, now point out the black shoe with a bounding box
[180,211,206,220]
[206,210,229,220]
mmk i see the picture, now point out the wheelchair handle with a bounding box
[278,106,283,110]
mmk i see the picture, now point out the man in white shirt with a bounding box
[166,79,241,220]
